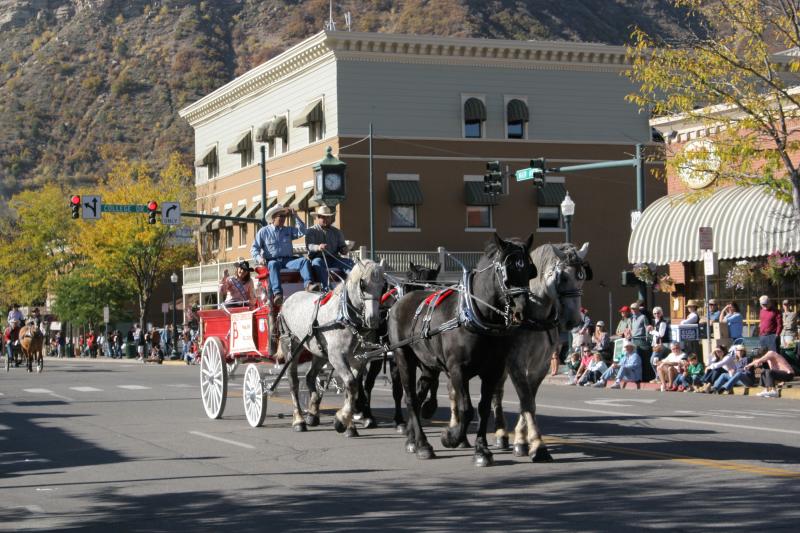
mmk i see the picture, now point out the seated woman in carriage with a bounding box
[219,258,257,309]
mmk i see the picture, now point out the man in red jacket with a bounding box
[758,295,782,354]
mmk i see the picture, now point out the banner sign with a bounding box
[230,311,257,354]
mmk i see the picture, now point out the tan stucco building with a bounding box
[179,30,665,322]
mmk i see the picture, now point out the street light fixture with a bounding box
[170,272,179,360]
[560,191,575,243]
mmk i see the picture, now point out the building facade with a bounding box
[179,31,664,320]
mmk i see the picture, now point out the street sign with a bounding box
[82,195,102,220]
[161,302,170,314]
[102,204,149,213]
[103,306,110,324]
[698,227,713,250]
[515,167,536,182]
[703,250,718,276]
[161,202,181,225]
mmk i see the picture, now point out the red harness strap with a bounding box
[423,288,455,308]
[316,291,335,306]
[380,287,398,305]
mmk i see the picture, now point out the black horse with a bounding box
[387,233,536,466]
[357,262,441,431]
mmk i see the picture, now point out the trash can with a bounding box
[65,342,74,358]
[126,342,135,358]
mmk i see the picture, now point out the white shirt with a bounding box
[681,312,699,325]
[661,352,685,365]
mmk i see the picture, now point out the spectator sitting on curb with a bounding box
[746,350,795,398]
[592,321,612,362]
[657,341,687,392]
[572,346,594,386]
[595,341,627,387]
[566,352,581,385]
[674,354,704,392]
[579,352,608,386]
[595,340,641,389]
[698,347,735,393]
[712,345,755,394]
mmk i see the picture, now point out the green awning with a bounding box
[537,183,566,206]
[464,98,486,122]
[465,181,499,206]
[388,180,423,205]
[292,100,323,128]
[507,99,529,123]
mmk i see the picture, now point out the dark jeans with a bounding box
[701,367,726,385]
[760,369,795,388]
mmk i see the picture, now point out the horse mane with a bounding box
[478,236,527,269]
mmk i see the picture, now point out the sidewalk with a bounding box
[44,355,188,367]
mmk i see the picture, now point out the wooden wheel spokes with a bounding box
[243,364,266,428]
[200,337,227,419]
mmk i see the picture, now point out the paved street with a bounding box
[2,358,800,532]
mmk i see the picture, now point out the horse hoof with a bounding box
[405,442,417,454]
[458,439,471,449]
[531,446,554,463]
[416,446,435,460]
[395,423,407,434]
[361,417,377,430]
[420,399,438,420]
[495,436,510,450]
[333,418,346,433]
[293,422,307,433]
[344,426,360,438]
[474,452,494,467]
[440,430,461,449]
[304,414,320,427]
[513,443,529,457]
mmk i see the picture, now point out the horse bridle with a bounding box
[548,258,591,300]
[339,272,381,331]
[465,247,534,330]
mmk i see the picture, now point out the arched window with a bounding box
[463,97,486,138]
[506,99,529,139]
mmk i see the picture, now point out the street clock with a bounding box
[678,139,719,190]
[313,146,347,205]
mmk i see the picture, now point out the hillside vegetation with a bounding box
[0,0,698,205]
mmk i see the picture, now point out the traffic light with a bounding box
[70,195,81,219]
[147,200,158,224]
[483,160,503,195]
[530,158,546,188]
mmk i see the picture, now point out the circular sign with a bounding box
[678,139,720,189]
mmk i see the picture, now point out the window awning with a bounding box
[246,201,262,219]
[537,182,566,206]
[507,99,529,123]
[465,181,499,206]
[226,130,251,154]
[255,120,272,142]
[232,205,246,219]
[269,117,288,139]
[464,98,486,122]
[211,210,231,230]
[194,146,217,167]
[388,180,423,205]
[278,192,295,208]
[291,188,314,211]
[203,218,215,232]
[292,99,323,128]
[628,185,800,265]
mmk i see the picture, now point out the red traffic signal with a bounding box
[147,200,158,224]
[147,201,158,211]
[71,195,81,205]
[70,195,81,219]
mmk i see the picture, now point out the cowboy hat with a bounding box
[234,257,254,272]
[686,299,700,308]
[265,203,288,220]
[315,205,335,217]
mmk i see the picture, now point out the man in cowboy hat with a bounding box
[219,257,256,308]
[251,203,317,305]
[305,205,354,290]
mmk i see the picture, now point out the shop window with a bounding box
[463,97,486,139]
[225,227,233,250]
[211,230,220,251]
[466,206,492,228]
[390,205,417,228]
[538,206,563,229]
[239,223,248,247]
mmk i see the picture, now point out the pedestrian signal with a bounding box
[147,200,158,224]
[70,195,81,219]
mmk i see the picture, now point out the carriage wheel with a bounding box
[200,337,228,419]
[243,364,267,428]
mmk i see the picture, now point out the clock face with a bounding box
[677,139,720,190]
[324,172,342,192]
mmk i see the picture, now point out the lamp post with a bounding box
[560,191,575,244]
[170,272,179,360]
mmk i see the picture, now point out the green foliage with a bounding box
[51,265,135,328]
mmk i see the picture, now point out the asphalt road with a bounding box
[2,357,800,532]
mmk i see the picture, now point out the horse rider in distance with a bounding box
[250,203,320,307]
[304,205,355,291]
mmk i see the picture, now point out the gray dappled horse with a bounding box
[280,259,386,437]
[492,242,591,462]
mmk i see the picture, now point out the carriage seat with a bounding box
[254,265,303,284]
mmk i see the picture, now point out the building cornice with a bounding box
[179,31,631,126]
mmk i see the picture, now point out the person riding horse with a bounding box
[219,258,256,308]
[250,203,319,307]
[305,205,354,291]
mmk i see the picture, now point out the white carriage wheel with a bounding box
[200,337,228,419]
[243,363,267,428]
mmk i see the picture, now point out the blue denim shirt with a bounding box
[620,351,642,381]
[250,217,307,262]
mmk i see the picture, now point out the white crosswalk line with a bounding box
[24,388,53,394]
[69,387,103,392]
[118,385,150,390]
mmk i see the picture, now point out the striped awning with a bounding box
[212,209,231,230]
[292,99,323,128]
[388,180,423,205]
[291,188,314,211]
[269,117,288,139]
[226,130,251,154]
[507,99,529,123]
[255,120,272,142]
[537,182,566,206]
[278,192,295,209]
[464,181,498,206]
[194,145,216,167]
[628,185,800,265]
[464,98,486,122]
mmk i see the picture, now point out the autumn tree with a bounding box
[627,0,800,218]
[50,265,135,329]
[75,153,195,328]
